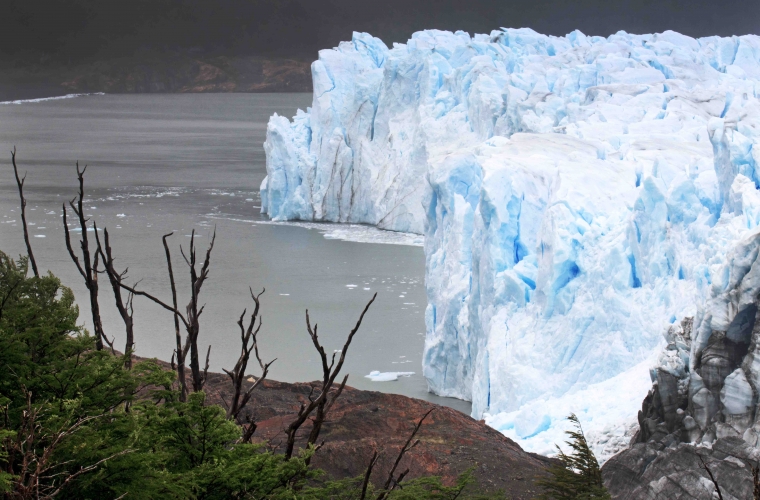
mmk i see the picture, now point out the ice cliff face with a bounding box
[261,27,760,455]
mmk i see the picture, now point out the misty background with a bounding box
[2,0,759,99]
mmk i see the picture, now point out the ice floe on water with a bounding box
[365,371,416,382]
[254,221,424,246]
[0,93,105,105]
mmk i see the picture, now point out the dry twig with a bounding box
[10,147,39,277]
[94,224,135,368]
[223,287,276,439]
[376,408,434,500]
[283,293,376,459]
[62,163,111,351]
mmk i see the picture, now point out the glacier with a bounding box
[260,27,760,456]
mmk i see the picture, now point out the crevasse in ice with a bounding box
[261,27,760,456]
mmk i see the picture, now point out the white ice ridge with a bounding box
[261,27,760,454]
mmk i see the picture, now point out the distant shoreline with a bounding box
[0,54,313,102]
[0,88,311,104]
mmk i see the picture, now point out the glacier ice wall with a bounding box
[261,27,760,454]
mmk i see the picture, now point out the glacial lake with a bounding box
[0,93,471,414]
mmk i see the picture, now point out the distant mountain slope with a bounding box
[3,0,754,99]
[0,52,311,101]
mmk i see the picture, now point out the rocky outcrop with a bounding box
[604,437,759,499]
[603,228,760,497]
[132,355,552,497]
[200,372,552,498]
[634,228,760,446]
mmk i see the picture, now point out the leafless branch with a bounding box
[184,229,216,392]
[377,408,434,500]
[5,388,131,499]
[61,163,107,350]
[202,345,211,388]
[94,224,135,368]
[46,449,133,498]
[11,147,39,277]
[115,229,215,395]
[223,287,276,438]
[283,293,376,459]
[162,232,187,400]
[360,450,380,500]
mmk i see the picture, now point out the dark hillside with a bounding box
[2,0,757,100]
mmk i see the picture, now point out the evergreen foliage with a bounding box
[0,251,506,499]
[536,414,611,500]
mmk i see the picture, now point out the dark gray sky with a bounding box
[5,0,760,62]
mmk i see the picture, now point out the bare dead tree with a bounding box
[162,232,187,400]
[114,229,216,397]
[283,293,376,459]
[93,224,135,369]
[223,288,276,438]
[10,148,39,278]
[3,389,132,499]
[376,407,434,500]
[180,229,215,393]
[697,454,724,500]
[62,163,111,351]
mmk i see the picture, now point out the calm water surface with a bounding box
[0,93,471,414]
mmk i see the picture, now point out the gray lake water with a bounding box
[0,93,471,414]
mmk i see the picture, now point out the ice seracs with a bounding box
[262,26,760,455]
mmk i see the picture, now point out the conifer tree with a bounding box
[536,413,611,500]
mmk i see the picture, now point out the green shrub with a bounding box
[536,414,610,500]
[0,251,506,499]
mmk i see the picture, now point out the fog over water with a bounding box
[0,93,471,413]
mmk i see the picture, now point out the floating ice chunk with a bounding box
[34,235,45,238]
[365,371,416,382]
[346,284,358,288]
[117,214,126,217]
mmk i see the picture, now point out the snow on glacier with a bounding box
[260,27,760,456]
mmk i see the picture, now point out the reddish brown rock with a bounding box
[200,371,552,498]
[133,355,550,497]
